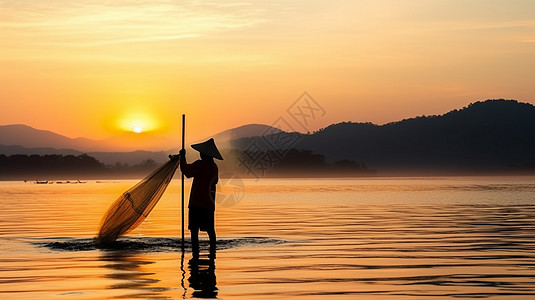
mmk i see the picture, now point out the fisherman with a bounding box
[179,138,223,258]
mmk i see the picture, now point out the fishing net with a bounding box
[96,156,180,245]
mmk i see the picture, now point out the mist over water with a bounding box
[1,177,535,299]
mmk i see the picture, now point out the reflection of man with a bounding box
[188,257,217,298]
[180,138,223,258]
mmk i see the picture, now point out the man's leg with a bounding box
[191,228,199,257]
[208,228,216,258]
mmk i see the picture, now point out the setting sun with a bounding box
[117,111,159,134]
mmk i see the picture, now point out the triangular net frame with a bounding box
[96,156,179,245]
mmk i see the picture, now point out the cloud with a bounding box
[0,1,267,49]
[447,20,535,32]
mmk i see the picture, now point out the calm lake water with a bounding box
[1,177,535,299]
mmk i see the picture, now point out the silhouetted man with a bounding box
[180,138,223,258]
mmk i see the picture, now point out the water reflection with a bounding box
[100,251,166,298]
[100,249,218,299]
[188,255,218,298]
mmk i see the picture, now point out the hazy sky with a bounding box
[1,0,534,143]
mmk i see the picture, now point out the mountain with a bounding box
[4,100,535,175]
[0,123,283,152]
[0,124,178,152]
[0,124,98,151]
[212,124,283,142]
[232,99,535,174]
[0,123,285,165]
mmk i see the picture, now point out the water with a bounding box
[1,177,535,299]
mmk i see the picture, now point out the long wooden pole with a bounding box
[181,114,185,251]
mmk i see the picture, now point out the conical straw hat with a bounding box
[191,138,223,160]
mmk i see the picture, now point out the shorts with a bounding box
[188,207,215,232]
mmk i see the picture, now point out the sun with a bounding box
[117,111,159,134]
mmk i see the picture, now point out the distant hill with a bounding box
[0,124,177,152]
[0,124,98,151]
[3,100,535,175]
[0,123,285,165]
[212,124,283,142]
[232,99,535,175]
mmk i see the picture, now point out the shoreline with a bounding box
[3,173,535,182]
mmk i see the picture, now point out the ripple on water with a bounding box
[34,236,287,252]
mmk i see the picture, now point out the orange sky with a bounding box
[1,1,534,144]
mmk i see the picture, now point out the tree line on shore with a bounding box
[0,149,371,180]
[223,148,373,177]
[0,154,159,180]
